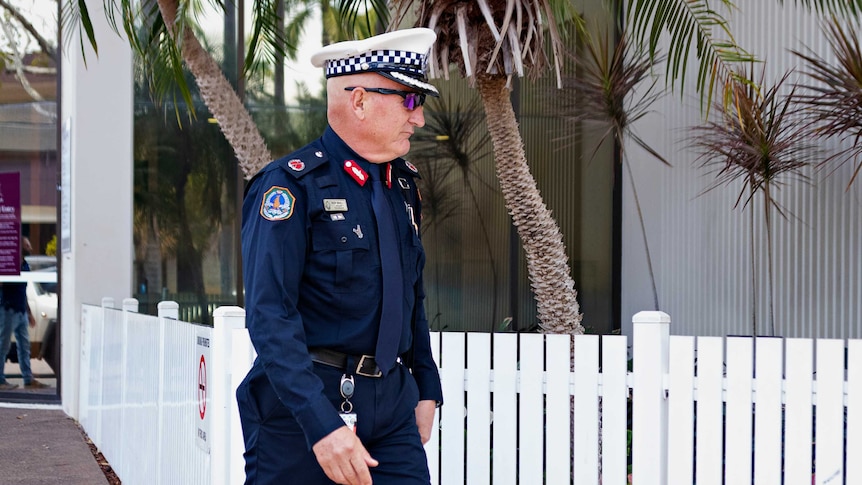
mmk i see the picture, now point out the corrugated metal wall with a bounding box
[622,1,862,338]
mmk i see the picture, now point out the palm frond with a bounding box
[336,0,389,39]
[61,0,98,63]
[555,28,668,165]
[129,2,196,123]
[391,0,582,87]
[779,0,862,16]
[243,0,289,78]
[690,70,814,215]
[793,16,862,187]
[625,0,756,110]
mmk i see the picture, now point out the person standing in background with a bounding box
[0,236,47,390]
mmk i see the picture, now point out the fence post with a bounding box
[122,298,138,313]
[101,297,115,309]
[632,311,671,485]
[155,301,176,484]
[157,301,179,320]
[210,306,247,485]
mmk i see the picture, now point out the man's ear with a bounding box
[348,88,367,120]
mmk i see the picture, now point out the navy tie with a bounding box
[370,163,403,375]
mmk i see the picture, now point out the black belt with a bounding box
[309,348,384,378]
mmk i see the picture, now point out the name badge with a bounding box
[323,199,348,212]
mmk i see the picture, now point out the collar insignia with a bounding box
[343,160,368,186]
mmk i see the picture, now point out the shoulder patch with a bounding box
[260,186,296,221]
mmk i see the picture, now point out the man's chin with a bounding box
[393,141,411,159]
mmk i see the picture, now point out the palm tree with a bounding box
[380,0,585,335]
[67,0,274,177]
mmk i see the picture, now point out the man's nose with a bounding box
[408,106,425,128]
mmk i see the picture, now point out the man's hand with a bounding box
[312,426,378,485]
[415,399,437,444]
[27,313,36,328]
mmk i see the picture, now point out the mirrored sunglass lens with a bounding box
[402,93,424,110]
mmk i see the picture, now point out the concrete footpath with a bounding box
[0,406,108,484]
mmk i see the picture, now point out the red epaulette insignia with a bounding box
[344,160,368,186]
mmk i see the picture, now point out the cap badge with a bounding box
[260,186,295,221]
[343,160,368,186]
[288,159,305,171]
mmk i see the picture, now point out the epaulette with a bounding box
[394,158,422,179]
[275,142,330,179]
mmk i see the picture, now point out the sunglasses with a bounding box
[344,87,427,111]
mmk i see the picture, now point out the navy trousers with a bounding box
[237,361,430,485]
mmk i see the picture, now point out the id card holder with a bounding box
[340,412,357,432]
[339,374,357,432]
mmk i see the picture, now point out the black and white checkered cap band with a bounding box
[325,50,428,79]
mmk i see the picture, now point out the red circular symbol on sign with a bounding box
[198,355,207,419]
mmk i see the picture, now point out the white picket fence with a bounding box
[78,301,861,485]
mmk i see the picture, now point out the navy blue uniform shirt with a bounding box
[241,126,443,448]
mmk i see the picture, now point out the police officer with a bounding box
[238,28,443,485]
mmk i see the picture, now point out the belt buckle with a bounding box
[356,355,382,378]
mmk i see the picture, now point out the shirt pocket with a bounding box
[310,220,372,292]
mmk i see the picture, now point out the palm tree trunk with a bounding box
[476,73,583,335]
[157,0,271,178]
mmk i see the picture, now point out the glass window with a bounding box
[0,0,59,398]
[132,4,242,324]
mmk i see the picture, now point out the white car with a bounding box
[27,275,57,352]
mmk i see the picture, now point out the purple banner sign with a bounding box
[0,172,21,275]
